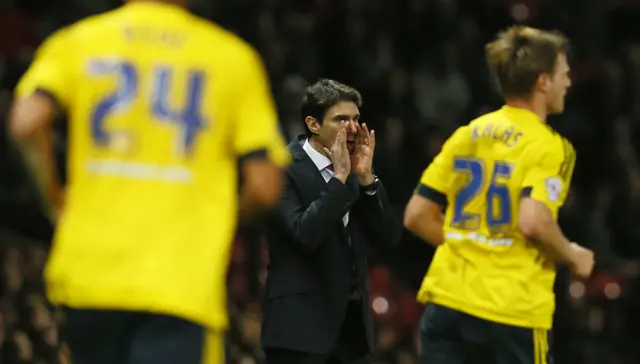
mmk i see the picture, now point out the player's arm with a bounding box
[404,127,468,247]
[238,147,285,218]
[9,30,71,221]
[519,197,574,262]
[232,47,289,220]
[518,141,592,277]
[404,186,445,247]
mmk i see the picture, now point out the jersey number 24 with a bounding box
[451,157,513,231]
[88,59,207,156]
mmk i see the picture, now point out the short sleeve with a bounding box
[231,47,290,167]
[15,28,73,107]
[416,126,471,203]
[521,138,576,219]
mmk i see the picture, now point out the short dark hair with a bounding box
[485,26,569,99]
[300,79,362,137]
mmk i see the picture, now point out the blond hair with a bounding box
[486,26,569,99]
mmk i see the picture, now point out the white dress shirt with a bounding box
[303,139,350,226]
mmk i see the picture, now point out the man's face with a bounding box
[545,53,572,114]
[313,101,360,154]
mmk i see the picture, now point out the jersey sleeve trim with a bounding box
[417,184,447,206]
[521,186,532,197]
[238,148,268,164]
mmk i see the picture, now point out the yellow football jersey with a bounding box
[416,105,576,329]
[15,2,289,330]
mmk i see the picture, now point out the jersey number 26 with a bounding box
[451,158,513,231]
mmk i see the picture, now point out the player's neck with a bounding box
[505,98,548,123]
[308,137,330,159]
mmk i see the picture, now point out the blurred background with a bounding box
[2,0,640,363]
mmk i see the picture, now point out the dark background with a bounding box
[1,0,640,363]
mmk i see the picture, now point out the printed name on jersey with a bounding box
[544,177,563,202]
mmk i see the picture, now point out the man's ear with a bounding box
[536,73,552,94]
[305,116,320,135]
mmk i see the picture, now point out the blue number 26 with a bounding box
[88,59,206,156]
[451,158,513,231]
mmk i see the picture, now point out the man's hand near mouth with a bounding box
[350,122,376,186]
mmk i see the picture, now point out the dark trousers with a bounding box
[62,308,221,364]
[420,303,553,364]
[264,300,369,364]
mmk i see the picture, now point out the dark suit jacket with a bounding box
[261,135,402,355]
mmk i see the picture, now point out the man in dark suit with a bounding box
[261,79,402,364]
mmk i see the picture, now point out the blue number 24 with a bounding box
[451,158,513,231]
[88,59,206,156]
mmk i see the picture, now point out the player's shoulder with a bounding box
[186,16,260,60]
[444,124,473,146]
[466,108,511,135]
[465,107,572,162]
[474,106,569,148]
[39,9,119,48]
[35,23,78,53]
[435,124,474,157]
[450,124,472,140]
[469,108,503,124]
[529,122,572,151]
[523,126,572,167]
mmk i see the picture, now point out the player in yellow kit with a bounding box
[9,1,289,363]
[404,26,595,364]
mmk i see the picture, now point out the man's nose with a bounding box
[348,120,358,133]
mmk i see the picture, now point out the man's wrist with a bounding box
[334,172,349,184]
[357,172,374,186]
[566,242,582,268]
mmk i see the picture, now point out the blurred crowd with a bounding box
[2,0,640,363]
[0,231,64,364]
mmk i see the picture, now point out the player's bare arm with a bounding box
[519,197,594,278]
[518,197,573,261]
[239,155,285,219]
[404,193,444,246]
[9,90,57,139]
[9,91,63,220]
